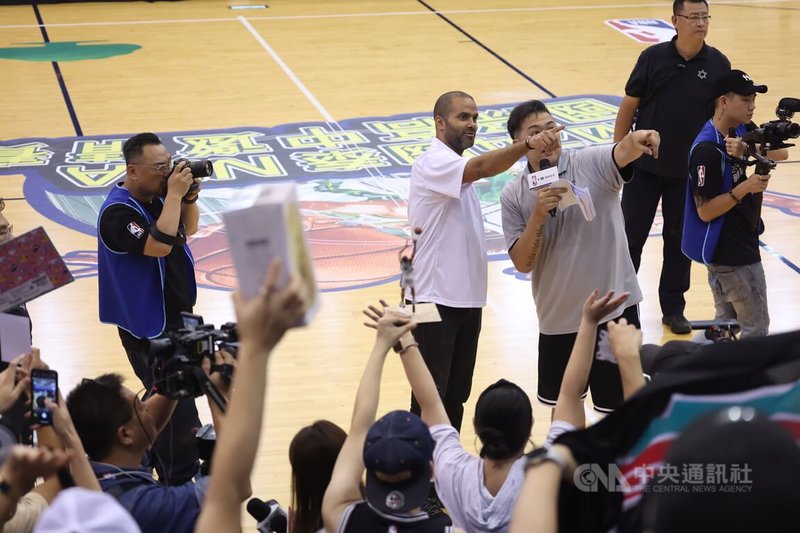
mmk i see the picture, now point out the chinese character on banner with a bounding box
[290,148,391,173]
[547,98,620,125]
[364,118,435,142]
[0,142,54,168]
[65,139,125,164]
[278,126,369,150]
[173,132,272,158]
[378,142,430,166]
[477,108,515,135]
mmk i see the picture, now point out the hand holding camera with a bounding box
[741,172,771,195]
[166,160,195,200]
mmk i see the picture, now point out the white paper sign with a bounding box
[0,313,32,363]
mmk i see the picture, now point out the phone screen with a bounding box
[31,370,58,426]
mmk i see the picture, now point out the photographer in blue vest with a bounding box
[97,132,202,484]
[682,70,788,338]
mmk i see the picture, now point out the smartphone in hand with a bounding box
[31,369,58,426]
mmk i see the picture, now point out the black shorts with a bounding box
[537,305,640,413]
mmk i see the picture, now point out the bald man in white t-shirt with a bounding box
[408,91,561,431]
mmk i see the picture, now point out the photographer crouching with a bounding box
[682,70,792,337]
[97,132,211,484]
[66,348,236,533]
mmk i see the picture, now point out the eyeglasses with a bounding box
[675,14,711,23]
[134,161,172,174]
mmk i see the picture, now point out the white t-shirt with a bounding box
[409,138,487,308]
[430,420,576,533]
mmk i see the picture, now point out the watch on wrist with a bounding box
[524,446,569,474]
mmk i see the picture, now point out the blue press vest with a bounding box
[681,120,747,265]
[97,184,196,338]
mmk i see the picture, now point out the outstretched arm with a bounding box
[553,290,630,428]
[323,309,416,532]
[363,302,449,427]
[196,260,306,533]
[607,319,646,399]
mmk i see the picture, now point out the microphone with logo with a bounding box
[247,497,288,533]
[539,159,557,218]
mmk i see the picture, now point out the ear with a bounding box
[671,14,677,27]
[127,164,138,180]
[434,116,444,131]
[117,423,135,446]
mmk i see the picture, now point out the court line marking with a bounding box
[31,5,83,137]
[237,16,406,215]
[1,0,797,29]
[416,0,556,97]
[238,16,333,122]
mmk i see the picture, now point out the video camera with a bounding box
[148,312,238,403]
[740,97,800,174]
[691,318,741,343]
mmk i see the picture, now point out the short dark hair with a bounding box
[673,0,708,14]
[507,100,551,139]
[122,132,162,165]
[289,420,347,533]
[67,373,133,461]
[474,379,533,460]
[433,91,474,119]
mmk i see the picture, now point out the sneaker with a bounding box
[662,314,692,335]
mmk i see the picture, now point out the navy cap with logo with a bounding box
[712,69,768,100]
[362,410,433,515]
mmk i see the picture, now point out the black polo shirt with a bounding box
[625,36,730,179]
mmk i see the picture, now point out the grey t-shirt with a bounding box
[500,145,642,335]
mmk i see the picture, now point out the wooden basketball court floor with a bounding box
[2,0,800,527]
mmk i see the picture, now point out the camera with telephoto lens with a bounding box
[148,312,238,399]
[173,158,214,195]
[740,97,800,174]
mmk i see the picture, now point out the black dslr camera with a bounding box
[173,158,214,195]
[148,312,238,401]
[740,97,800,174]
[691,319,741,343]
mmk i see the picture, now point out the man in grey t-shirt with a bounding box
[500,100,658,412]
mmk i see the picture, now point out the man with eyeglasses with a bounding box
[614,0,730,335]
[97,132,202,485]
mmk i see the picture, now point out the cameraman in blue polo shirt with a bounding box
[683,70,789,338]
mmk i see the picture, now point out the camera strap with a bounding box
[149,223,187,247]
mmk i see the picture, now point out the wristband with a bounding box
[149,223,187,247]
[728,190,741,204]
[524,446,569,474]
[393,333,417,354]
[182,195,199,205]
[525,135,536,150]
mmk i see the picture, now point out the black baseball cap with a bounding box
[712,69,768,100]
[362,410,433,515]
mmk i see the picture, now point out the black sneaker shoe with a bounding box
[662,314,692,335]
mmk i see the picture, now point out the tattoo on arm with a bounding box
[525,225,545,269]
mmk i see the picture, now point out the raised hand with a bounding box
[581,289,631,324]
